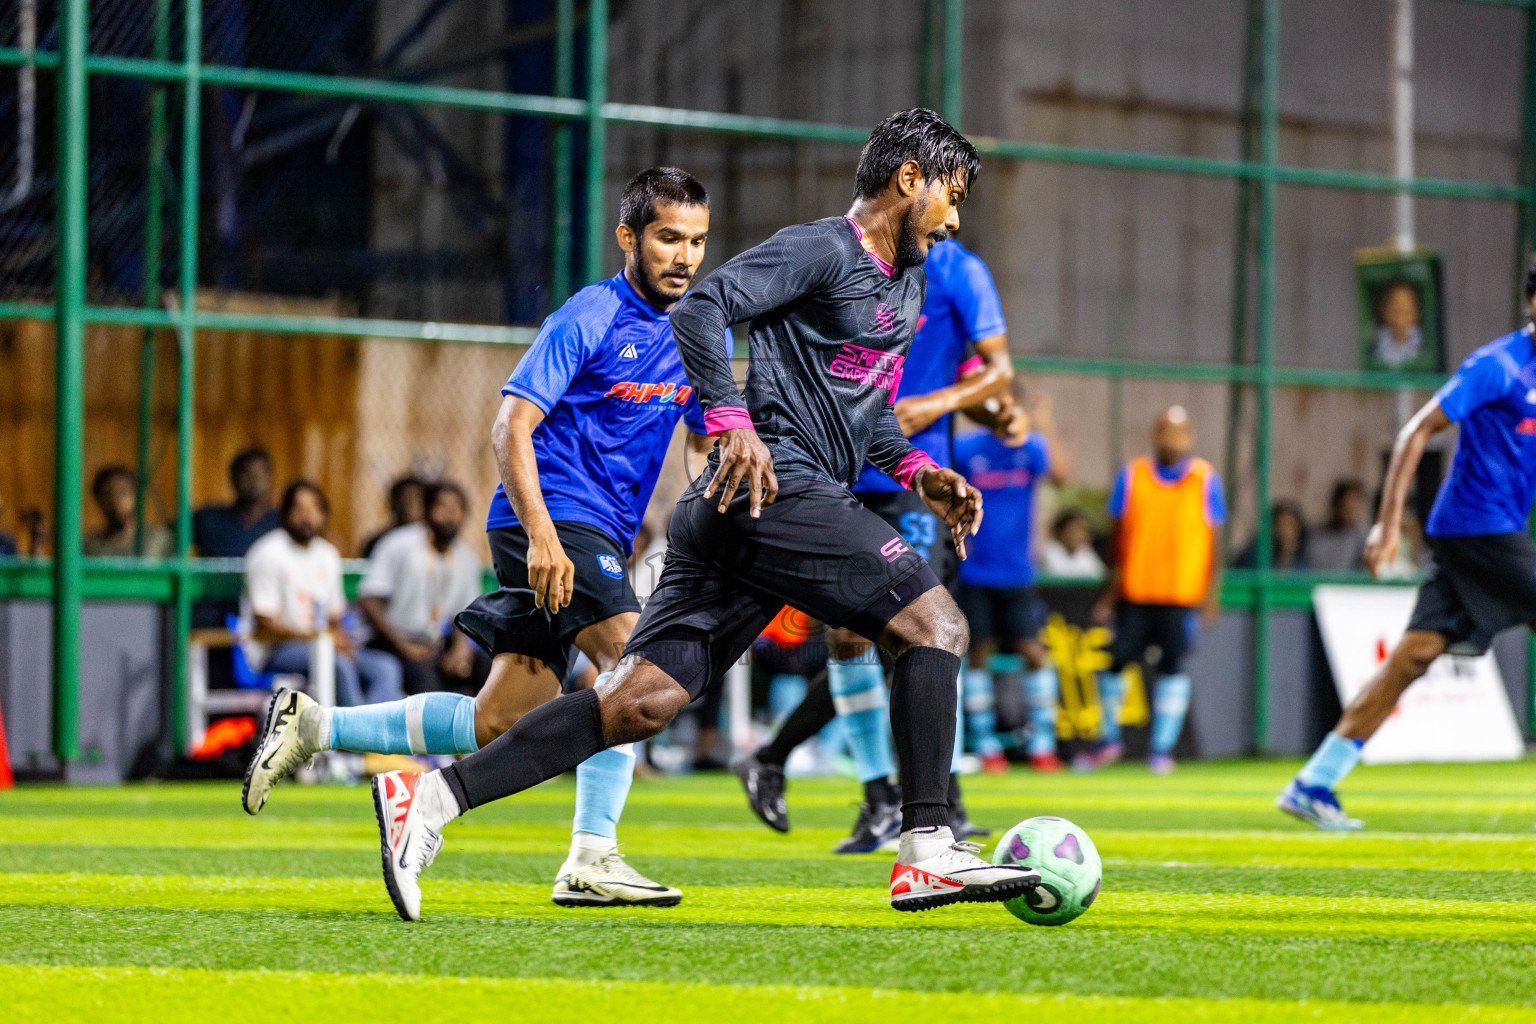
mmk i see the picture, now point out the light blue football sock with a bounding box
[1023,666,1060,757]
[768,673,807,723]
[828,652,895,784]
[1150,673,1192,756]
[1296,731,1365,790]
[572,743,635,839]
[1096,670,1126,745]
[962,667,1003,757]
[330,692,478,755]
[951,672,966,771]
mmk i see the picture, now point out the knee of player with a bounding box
[1021,642,1048,671]
[1394,633,1443,677]
[602,676,687,741]
[926,603,970,658]
[472,696,522,743]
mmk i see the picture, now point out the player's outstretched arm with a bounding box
[1364,398,1450,577]
[492,394,575,612]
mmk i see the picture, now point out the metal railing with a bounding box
[3,0,1534,763]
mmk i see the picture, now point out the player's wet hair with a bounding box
[1525,255,1536,301]
[853,108,980,200]
[619,167,710,237]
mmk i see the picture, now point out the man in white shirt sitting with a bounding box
[359,481,489,695]
[240,481,404,706]
[1040,507,1106,580]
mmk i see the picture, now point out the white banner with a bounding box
[1312,585,1524,764]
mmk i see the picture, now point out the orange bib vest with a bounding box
[1118,456,1217,607]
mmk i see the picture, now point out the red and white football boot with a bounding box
[889,826,1040,912]
[372,770,446,921]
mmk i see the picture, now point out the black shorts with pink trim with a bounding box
[624,476,942,699]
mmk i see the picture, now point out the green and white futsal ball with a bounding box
[991,816,1102,926]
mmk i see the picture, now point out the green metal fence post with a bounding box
[583,0,608,285]
[550,0,575,308]
[51,0,88,764]
[918,0,938,110]
[136,0,170,555]
[941,0,963,128]
[170,0,202,755]
[1251,0,1280,754]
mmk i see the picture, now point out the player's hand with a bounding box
[1362,521,1399,579]
[994,403,1032,447]
[916,466,983,560]
[705,427,779,518]
[528,527,576,613]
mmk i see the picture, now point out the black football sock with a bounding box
[757,670,835,768]
[947,772,966,817]
[442,688,605,813]
[889,647,961,832]
[864,775,898,807]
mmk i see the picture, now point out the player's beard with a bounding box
[897,196,948,268]
[631,255,690,310]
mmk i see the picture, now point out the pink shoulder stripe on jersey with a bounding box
[843,216,895,277]
[956,354,985,378]
[703,407,755,435]
[894,450,940,489]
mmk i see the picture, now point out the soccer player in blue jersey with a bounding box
[243,167,720,906]
[1280,266,1536,830]
[954,390,1070,774]
[731,237,1019,853]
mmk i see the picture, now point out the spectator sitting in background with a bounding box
[360,475,426,559]
[0,487,16,557]
[83,465,174,557]
[1237,499,1310,571]
[194,447,279,557]
[358,481,489,695]
[1308,478,1368,570]
[1041,507,1106,579]
[240,481,403,707]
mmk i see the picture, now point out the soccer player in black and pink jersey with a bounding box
[371,109,1041,918]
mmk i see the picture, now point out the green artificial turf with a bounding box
[3,759,1535,1022]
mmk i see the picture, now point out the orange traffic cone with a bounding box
[0,694,13,789]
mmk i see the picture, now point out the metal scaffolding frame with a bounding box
[1,0,1534,763]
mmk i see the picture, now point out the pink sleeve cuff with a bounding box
[703,407,755,435]
[893,451,940,490]
[956,355,985,379]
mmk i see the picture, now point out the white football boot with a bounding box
[242,687,325,814]
[889,826,1040,912]
[552,848,683,907]
[372,770,449,921]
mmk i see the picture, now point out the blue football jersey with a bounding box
[954,428,1050,588]
[486,272,722,556]
[1427,325,1536,537]
[854,239,1007,493]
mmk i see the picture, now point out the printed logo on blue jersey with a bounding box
[620,342,638,359]
[596,553,626,579]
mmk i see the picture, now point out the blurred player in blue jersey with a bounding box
[244,167,721,905]
[954,390,1070,774]
[733,236,1020,853]
[1280,264,1536,830]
